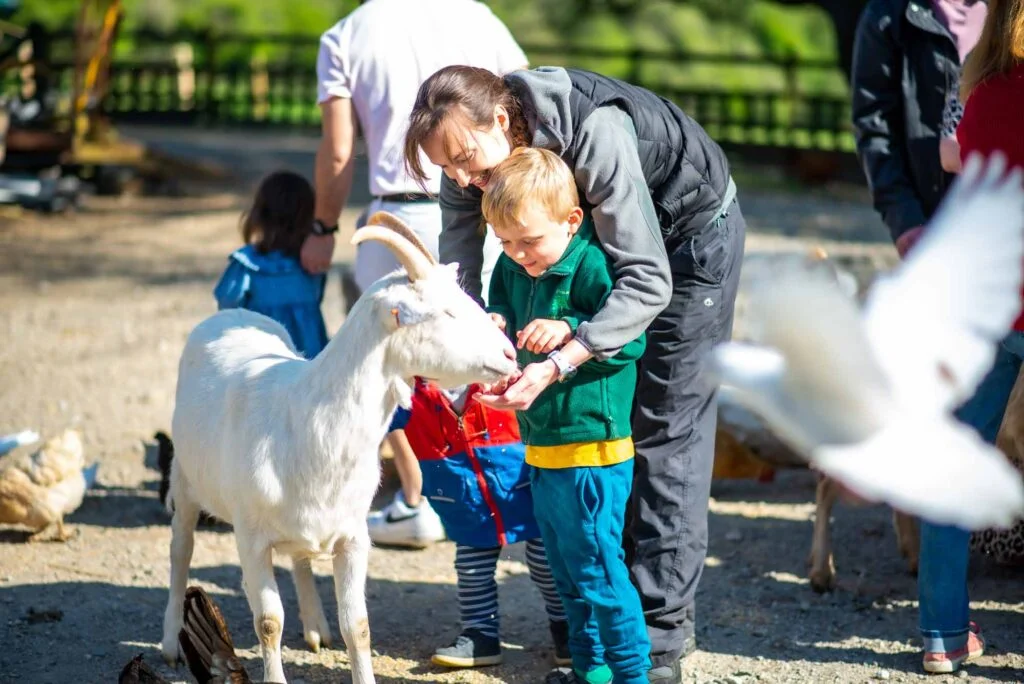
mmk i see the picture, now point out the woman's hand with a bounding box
[895,226,924,259]
[476,360,558,411]
[301,234,336,274]
[940,136,962,174]
[516,319,571,354]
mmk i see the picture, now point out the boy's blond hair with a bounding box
[482,148,580,230]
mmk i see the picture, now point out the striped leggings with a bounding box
[455,537,566,638]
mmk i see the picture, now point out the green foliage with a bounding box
[748,1,836,60]
[569,13,634,80]
[630,3,784,93]
[10,0,80,29]
[10,0,850,98]
[687,0,749,24]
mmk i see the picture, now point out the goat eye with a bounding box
[444,309,457,319]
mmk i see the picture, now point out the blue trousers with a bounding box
[919,332,1024,652]
[531,461,651,684]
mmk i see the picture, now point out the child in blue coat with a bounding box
[214,170,329,358]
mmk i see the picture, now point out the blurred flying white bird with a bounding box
[710,153,1024,530]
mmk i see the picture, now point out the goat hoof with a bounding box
[303,618,332,652]
[809,570,836,594]
[305,630,327,653]
[160,645,180,668]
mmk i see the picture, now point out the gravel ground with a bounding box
[0,142,1021,684]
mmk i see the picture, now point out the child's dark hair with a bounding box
[241,170,315,258]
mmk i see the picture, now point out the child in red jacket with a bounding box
[391,381,570,669]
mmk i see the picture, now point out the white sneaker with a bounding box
[367,491,446,548]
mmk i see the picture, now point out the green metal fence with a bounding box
[4,28,854,152]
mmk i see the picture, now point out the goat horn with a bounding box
[352,225,433,281]
[366,211,438,265]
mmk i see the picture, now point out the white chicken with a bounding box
[0,429,97,541]
[709,153,1024,531]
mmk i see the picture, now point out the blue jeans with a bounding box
[532,461,652,684]
[919,331,1024,652]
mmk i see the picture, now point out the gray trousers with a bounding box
[626,198,746,668]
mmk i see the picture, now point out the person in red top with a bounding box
[913,0,1024,674]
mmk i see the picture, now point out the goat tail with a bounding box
[179,586,253,684]
[155,431,175,514]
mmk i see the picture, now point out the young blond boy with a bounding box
[481,148,650,684]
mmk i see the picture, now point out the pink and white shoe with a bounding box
[923,622,985,674]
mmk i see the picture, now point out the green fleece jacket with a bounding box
[486,218,646,447]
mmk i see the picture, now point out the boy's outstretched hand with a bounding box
[517,319,571,354]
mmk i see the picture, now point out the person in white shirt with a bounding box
[302,0,528,550]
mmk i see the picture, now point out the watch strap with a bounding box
[313,219,338,236]
[547,350,577,382]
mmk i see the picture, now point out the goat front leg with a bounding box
[334,532,375,684]
[238,536,287,683]
[162,497,201,665]
[291,555,333,652]
[808,475,840,593]
[893,511,920,576]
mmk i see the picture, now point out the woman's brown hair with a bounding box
[960,0,1024,100]
[241,170,315,258]
[404,65,531,188]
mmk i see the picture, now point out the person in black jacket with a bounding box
[851,0,985,257]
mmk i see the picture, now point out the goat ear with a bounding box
[393,300,431,327]
[445,262,459,278]
[389,377,414,410]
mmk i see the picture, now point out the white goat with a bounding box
[161,213,517,684]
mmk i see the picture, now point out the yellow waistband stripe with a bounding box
[526,437,634,469]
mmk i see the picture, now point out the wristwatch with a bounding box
[312,219,338,236]
[547,349,578,383]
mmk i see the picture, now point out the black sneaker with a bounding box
[546,665,613,684]
[549,619,572,666]
[431,629,502,668]
[545,667,583,684]
[647,659,682,683]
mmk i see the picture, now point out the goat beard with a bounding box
[388,377,414,410]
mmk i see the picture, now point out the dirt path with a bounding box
[0,179,1022,684]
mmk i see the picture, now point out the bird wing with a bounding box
[179,586,252,684]
[813,415,1024,530]
[117,654,172,684]
[863,153,1024,414]
[5,429,85,489]
[717,257,894,451]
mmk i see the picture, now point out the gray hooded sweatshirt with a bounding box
[440,67,696,360]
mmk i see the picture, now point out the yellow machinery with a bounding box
[0,0,182,206]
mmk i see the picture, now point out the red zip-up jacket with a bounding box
[394,380,541,548]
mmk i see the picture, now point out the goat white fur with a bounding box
[161,213,517,684]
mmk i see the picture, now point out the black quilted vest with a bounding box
[514,68,731,250]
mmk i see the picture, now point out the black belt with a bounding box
[376,193,435,203]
